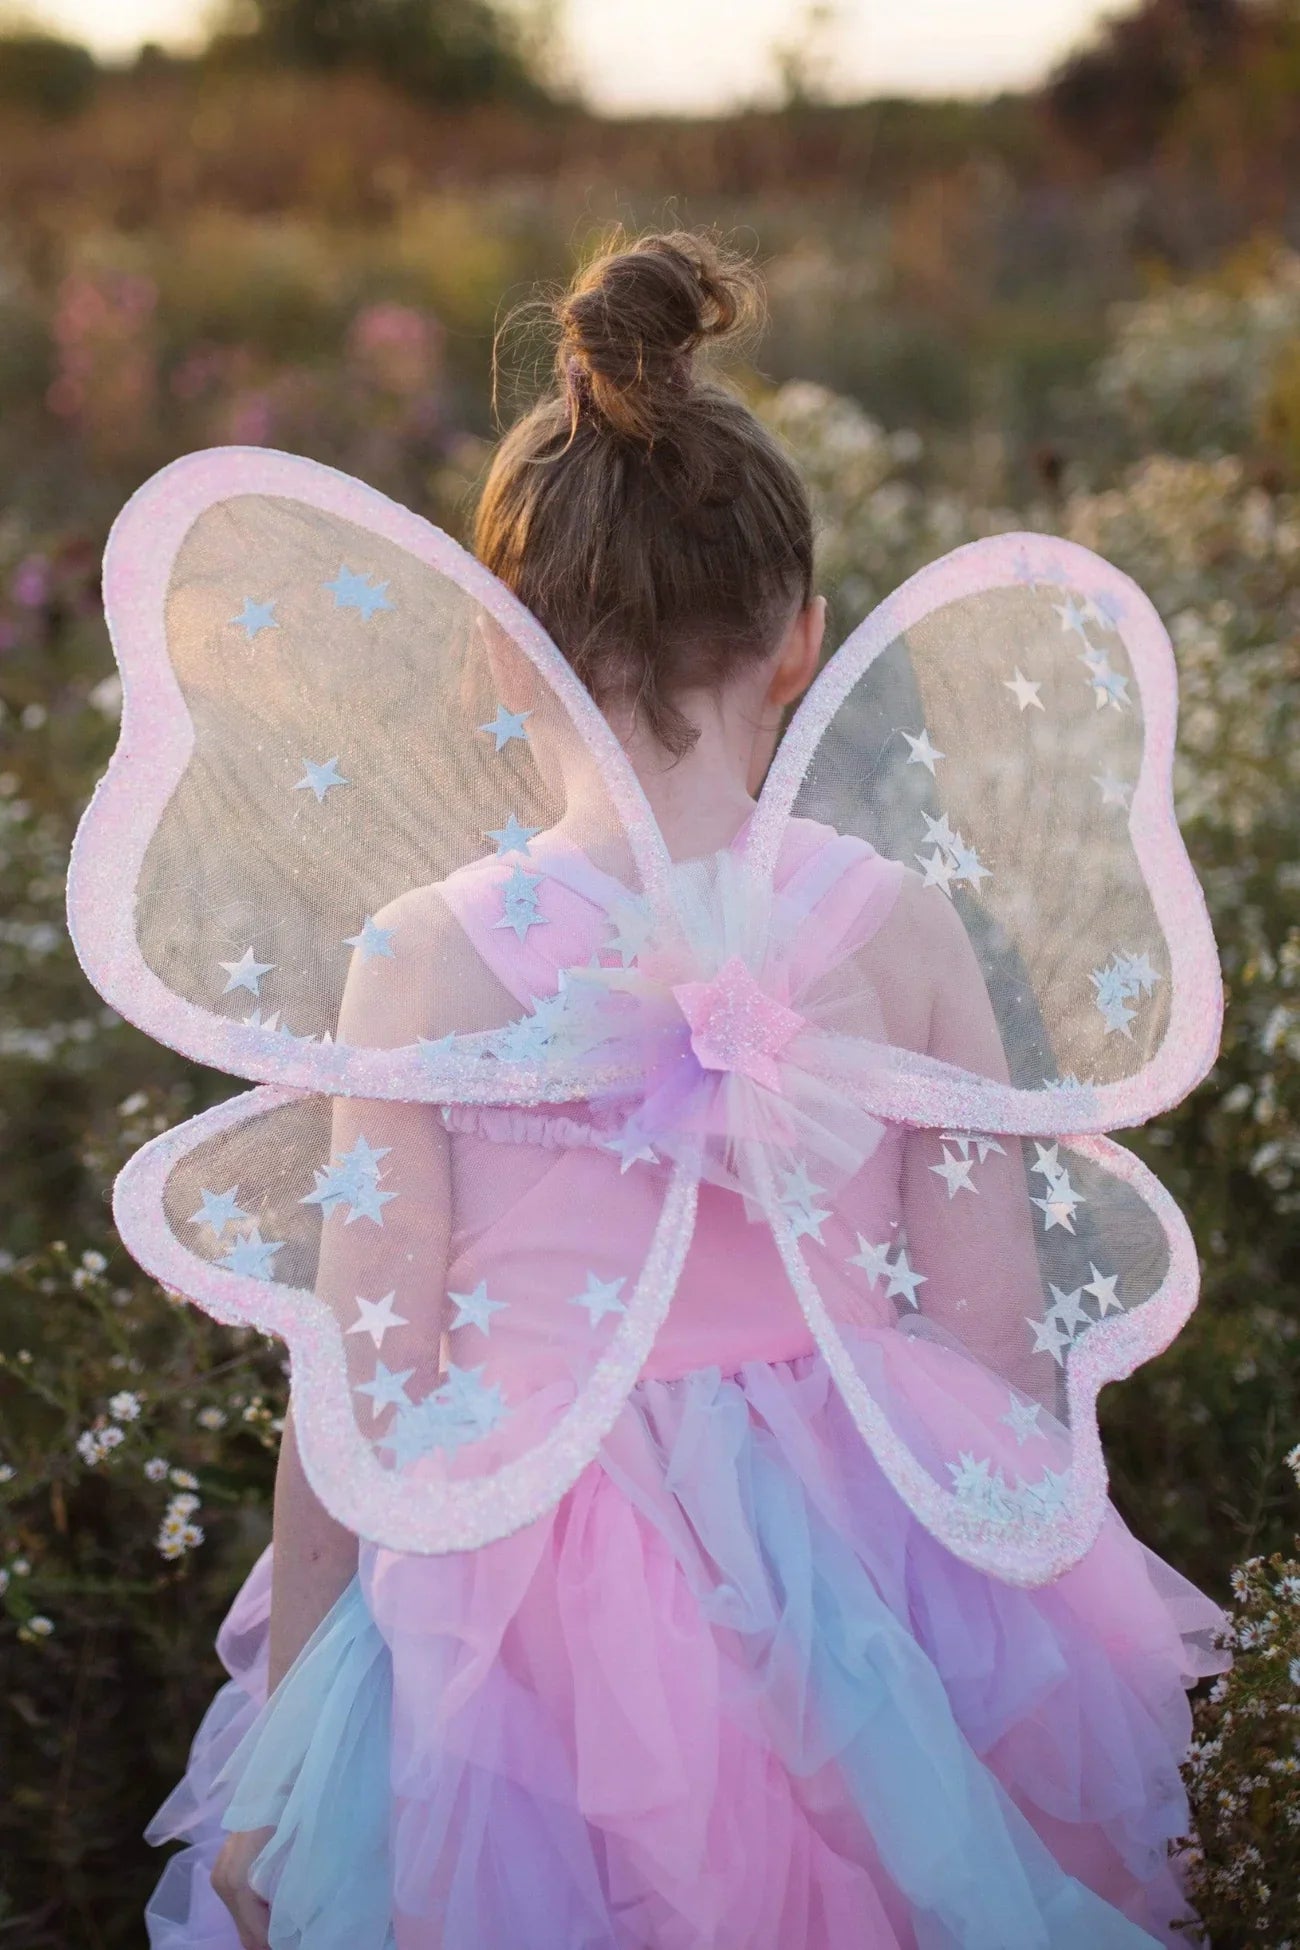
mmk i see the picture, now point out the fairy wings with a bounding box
[66,446,1222,1585]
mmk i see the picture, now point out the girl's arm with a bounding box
[216,891,454,1940]
[266,1401,358,1694]
[898,887,1061,1411]
[265,886,455,1688]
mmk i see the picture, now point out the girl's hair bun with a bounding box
[556,230,759,443]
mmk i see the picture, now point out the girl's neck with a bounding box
[615,689,760,863]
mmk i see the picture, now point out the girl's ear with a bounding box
[746,598,827,796]
[766,596,826,711]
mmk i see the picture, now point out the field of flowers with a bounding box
[0,107,1298,1941]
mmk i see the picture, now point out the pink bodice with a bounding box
[434,818,907,1389]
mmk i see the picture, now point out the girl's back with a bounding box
[70,231,1230,1950]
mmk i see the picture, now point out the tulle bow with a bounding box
[537,851,891,1221]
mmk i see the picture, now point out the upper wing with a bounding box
[748,531,1223,1133]
[67,445,671,1104]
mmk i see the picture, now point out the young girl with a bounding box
[109,232,1229,1949]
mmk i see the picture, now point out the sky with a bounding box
[21,0,1116,112]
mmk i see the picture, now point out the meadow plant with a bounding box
[0,246,1297,1938]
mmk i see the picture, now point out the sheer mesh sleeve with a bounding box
[308,883,455,1423]
[900,887,1062,1415]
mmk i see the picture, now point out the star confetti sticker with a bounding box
[1000,1394,1045,1445]
[344,916,396,962]
[1046,1283,1089,1335]
[1082,1263,1122,1315]
[847,1235,894,1284]
[901,727,944,774]
[484,813,541,856]
[1003,667,1044,712]
[353,1360,415,1417]
[929,1146,976,1197]
[347,1289,408,1349]
[884,1247,926,1308]
[294,756,348,801]
[1092,768,1132,809]
[218,1224,283,1281]
[219,947,274,997]
[1052,594,1092,642]
[915,847,959,896]
[604,1120,658,1172]
[1025,1312,1071,1364]
[569,1271,627,1325]
[494,863,548,942]
[189,1186,251,1236]
[1031,1170,1085,1233]
[478,706,531,752]
[324,565,392,620]
[231,597,278,640]
[447,1279,508,1336]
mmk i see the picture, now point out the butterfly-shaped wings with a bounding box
[68,450,1221,1581]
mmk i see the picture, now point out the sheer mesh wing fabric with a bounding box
[69,447,696,1553]
[744,531,1220,1583]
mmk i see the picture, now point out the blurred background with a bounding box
[0,1,1298,1941]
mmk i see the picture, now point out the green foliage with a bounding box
[0,149,1298,1943]
[0,30,97,119]
[1176,1530,1300,1945]
[209,0,548,105]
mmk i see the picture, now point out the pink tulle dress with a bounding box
[143,819,1230,1950]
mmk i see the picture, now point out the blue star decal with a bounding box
[189,1186,251,1236]
[478,706,531,752]
[485,812,541,856]
[418,1033,456,1064]
[569,1271,627,1325]
[323,565,392,620]
[375,1395,464,1467]
[343,916,396,961]
[231,597,278,640]
[218,1224,283,1280]
[438,1361,510,1435]
[353,1361,416,1415]
[218,947,274,997]
[294,756,348,802]
[494,863,547,942]
[300,1135,396,1225]
[447,1280,508,1335]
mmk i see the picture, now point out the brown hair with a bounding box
[474,230,814,758]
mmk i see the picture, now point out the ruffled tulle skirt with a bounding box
[144,1338,1229,1949]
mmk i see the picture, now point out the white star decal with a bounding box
[1091,768,1132,809]
[569,1271,627,1325]
[1046,1283,1089,1335]
[929,1148,976,1197]
[219,947,274,997]
[848,1235,894,1285]
[914,847,958,897]
[347,1289,409,1349]
[1000,1394,1045,1444]
[884,1248,926,1308]
[353,1360,415,1417]
[901,727,944,774]
[1025,1313,1071,1364]
[1003,667,1044,712]
[1082,1263,1122,1315]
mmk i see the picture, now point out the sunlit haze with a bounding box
[24,0,1113,110]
